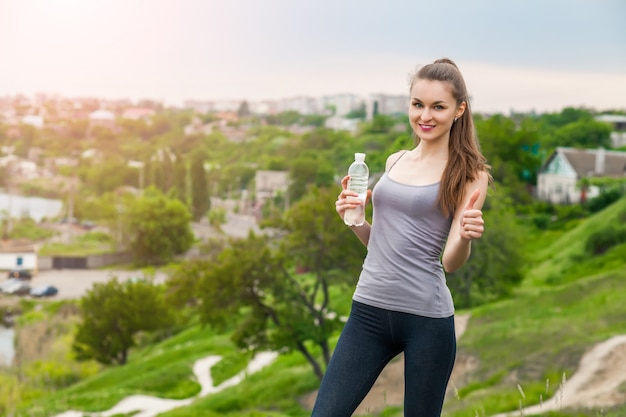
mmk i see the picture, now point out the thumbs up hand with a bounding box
[460,189,484,241]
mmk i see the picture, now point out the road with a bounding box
[3,203,261,301]
[23,269,169,299]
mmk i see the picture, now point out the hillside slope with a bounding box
[14,199,626,417]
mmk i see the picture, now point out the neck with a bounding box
[414,140,449,160]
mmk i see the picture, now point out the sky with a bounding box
[0,0,625,114]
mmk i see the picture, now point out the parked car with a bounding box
[7,269,32,280]
[4,281,31,295]
[30,285,59,298]
[0,278,21,293]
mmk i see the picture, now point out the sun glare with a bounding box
[21,0,105,22]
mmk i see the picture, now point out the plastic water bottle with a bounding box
[344,152,369,227]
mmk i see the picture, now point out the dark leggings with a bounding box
[311,301,456,417]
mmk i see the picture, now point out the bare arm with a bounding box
[441,170,489,273]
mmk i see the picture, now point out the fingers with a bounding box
[341,175,350,190]
[335,194,362,219]
[464,189,480,210]
[336,180,367,218]
[461,211,484,240]
[337,175,369,222]
[461,189,483,240]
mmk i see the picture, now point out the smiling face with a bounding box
[408,79,466,144]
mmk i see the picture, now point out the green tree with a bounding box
[475,115,542,203]
[550,119,612,149]
[173,150,188,204]
[345,103,366,119]
[190,151,210,221]
[288,155,335,202]
[174,187,365,380]
[14,124,37,157]
[266,110,301,126]
[73,278,174,365]
[125,186,194,265]
[361,114,396,134]
[81,155,131,195]
[237,100,251,118]
[538,106,593,129]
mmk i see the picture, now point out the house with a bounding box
[0,240,38,273]
[0,156,38,180]
[21,114,44,128]
[183,117,213,136]
[537,147,626,204]
[324,116,359,134]
[255,170,289,203]
[595,114,626,148]
[88,109,116,129]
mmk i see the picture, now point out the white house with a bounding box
[88,109,116,131]
[537,147,626,204]
[324,116,360,134]
[0,241,38,273]
[21,115,44,128]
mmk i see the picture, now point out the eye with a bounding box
[434,105,444,110]
[413,102,423,108]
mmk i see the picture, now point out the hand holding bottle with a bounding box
[336,175,371,225]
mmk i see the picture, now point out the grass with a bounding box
[16,267,625,417]
[522,197,626,287]
[39,239,112,256]
[444,269,626,416]
[7,198,626,417]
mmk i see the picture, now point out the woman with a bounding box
[311,58,491,417]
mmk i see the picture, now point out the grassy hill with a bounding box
[10,198,626,417]
[522,196,626,288]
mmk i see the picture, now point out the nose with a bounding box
[420,108,432,121]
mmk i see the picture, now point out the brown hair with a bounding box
[409,58,491,217]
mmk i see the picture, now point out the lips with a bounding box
[419,124,435,131]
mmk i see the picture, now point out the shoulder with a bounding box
[385,150,409,171]
[475,169,491,186]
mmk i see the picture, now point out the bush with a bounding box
[587,188,624,213]
[530,213,551,230]
[77,231,111,243]
[554,204,588,222]
[5,218,55,241]
[585,225,626,255]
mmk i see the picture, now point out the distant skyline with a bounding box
[1,0,625,114]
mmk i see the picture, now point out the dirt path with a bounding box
[53,352,278,417]
[491,334,626,416]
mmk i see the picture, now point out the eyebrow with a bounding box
[411,98,449,105]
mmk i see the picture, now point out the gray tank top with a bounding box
[352,172,454,318]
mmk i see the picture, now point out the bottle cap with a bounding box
[355,152,366,162]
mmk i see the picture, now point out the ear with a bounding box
[455,101,467,120]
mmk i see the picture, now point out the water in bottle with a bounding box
[344,152,369,227]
